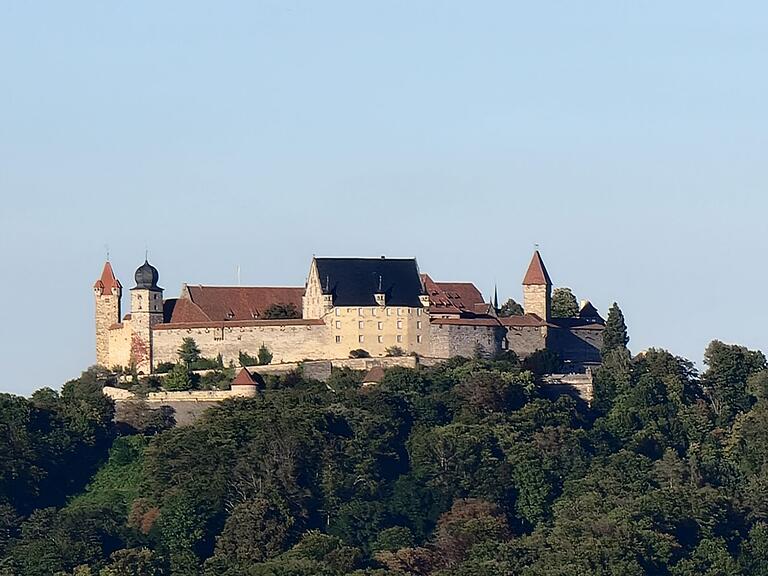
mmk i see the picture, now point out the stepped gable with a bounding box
[315,257,425,307]
[522,250,552,286]
[422,274,485,315]
[170,285,305,323]
[94,261,121,293]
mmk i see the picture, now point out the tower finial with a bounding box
[493,284,499,311]
[105,243,110,262]
[378,275,383,292]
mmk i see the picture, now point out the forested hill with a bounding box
[3,339,768,575]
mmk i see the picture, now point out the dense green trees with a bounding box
[497,298,524,317]
[6,339,768,575]
[551,287,578,318]
[602,302,629,354]
[261,303,301,319]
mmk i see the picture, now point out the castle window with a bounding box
[335,335,341,343]
[378,335,383,343]
[397,320,403,329]
[416,321,422,329]
[372,308,377,317]
[417,335,422,343]
[358,321,364,329]
[358,308,364,316]
[377,322,383,330]
[359,335,365,343]
[417,309,422,317]
[397,308,403,316]
[397,335,403,343]
[335,308,340,316]
[386,308,392,316]
[335,321,341,329]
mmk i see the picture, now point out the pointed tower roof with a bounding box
[522,251,552,286]
[232,367,259,386]
[94,261,122,293]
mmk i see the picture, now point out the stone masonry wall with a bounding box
[429,323,503,359]
[523,284,550,320]
[152,322,332,366]
[95,293,120,366]
[505,326,547,358]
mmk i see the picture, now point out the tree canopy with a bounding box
[602,302,629,354]
[551,287,579,318]
[497,298,524,317]
[4,340,768,575]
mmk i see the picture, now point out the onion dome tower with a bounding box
[130,259,164,373]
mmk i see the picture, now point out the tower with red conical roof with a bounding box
[522,250,552,321]
[93,261,122,366]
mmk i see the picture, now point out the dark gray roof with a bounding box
[315,257,425,307]
[550,316,605,329]
[133,260,162,291]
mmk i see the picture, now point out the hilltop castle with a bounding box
[94,251,605,374]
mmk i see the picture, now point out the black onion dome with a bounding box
[134,260,161,290]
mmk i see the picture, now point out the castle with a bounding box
[93,251,605,374]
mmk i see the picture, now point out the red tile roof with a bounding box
[94,261,122,294]
[363,366,386,384]
[170,285,304,323]
[154,318,325,330]
[167,297,210,323]
[422,274,486,315]
[232,367,257,386]
[522,251,552,286]
[430,317,503,327]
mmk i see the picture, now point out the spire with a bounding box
[493,285,499,311]
[522,250,552,286]
[94,261,122,294]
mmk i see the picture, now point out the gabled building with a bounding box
[94,251,605,374]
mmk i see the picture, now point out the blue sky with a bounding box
[1,1,766,394]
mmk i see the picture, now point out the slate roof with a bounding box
[579,301,602,319]
[315,257,425,307]
[522,251,552,286]
[549,317,605,329]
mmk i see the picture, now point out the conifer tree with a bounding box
[602,303,629,354]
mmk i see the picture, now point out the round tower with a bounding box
[522,250,552,321]
[93,261,122,367]
[130,259,164,373]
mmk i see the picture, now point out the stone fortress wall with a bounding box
[95,251,603,375]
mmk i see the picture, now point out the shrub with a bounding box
[163,363,192,391]
[257,344,273,365]
[349,349,371,359]
[385,346,406,357]
[154,362,175,374]
[239,350,259,366]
